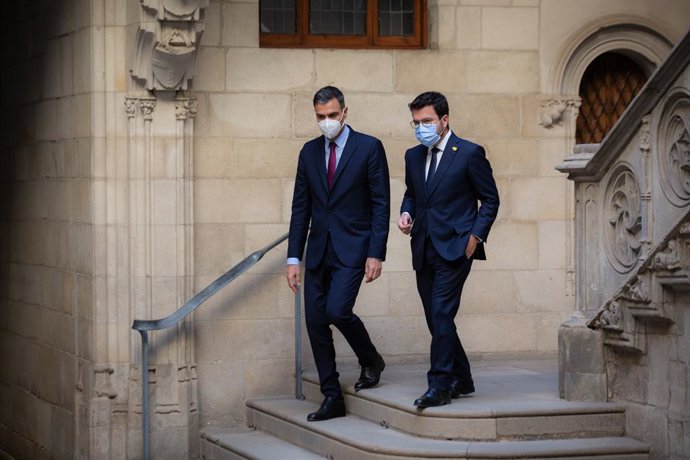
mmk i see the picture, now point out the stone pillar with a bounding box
[117,1,205,458]
[122,94,199,459]
[540,95,609,401]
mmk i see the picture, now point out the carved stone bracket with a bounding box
[131,0,209,91]
[588,213,690,352]
[94,364,117,399]
[539,95,582,128]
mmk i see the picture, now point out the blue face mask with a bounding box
[415,123,441,147]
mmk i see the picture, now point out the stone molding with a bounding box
[556,30,690,181]
[547,18,673,97]
[131,0,208,91]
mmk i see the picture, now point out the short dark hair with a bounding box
[408,91,449,118]
[313,86,345,108]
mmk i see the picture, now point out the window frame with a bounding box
[260,0,428,49]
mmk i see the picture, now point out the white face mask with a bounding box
[318,110,345,139]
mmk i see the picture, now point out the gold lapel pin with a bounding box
[452,146,458,152]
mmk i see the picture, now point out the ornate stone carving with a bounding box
[125,98,138,118]
[658,94,690,207]
[174,97,198,120]
[640,114,651,153]
[139,98,156,120]
[651,239,682,271]
[538,96,582,128]
[604,166,642,273]
[132,0,208,91]
[590,300,623,331]
[621,276,650,304]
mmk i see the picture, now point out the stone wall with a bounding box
[190,0,690,429]
[0,1,94,458]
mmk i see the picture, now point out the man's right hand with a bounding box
[286,264,301,293]
[398,213,413,235]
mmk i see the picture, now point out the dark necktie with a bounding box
[327,141,337,190]
[426,147,440,191]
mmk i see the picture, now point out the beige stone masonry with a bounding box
[222,2,259,47]
[510,177,567,220]
[316,50,393,92]
[395,51,466,93]
[209,93,292,138]
[195,178,283,223]
[195,47,226,91]
[482,6,539,50]
[450,94,521,138]
[227,48,314,91]
[465,51,540,93]
[482,138,539,176]
[456,7,482,49]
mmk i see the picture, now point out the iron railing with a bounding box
[131,232,303,460]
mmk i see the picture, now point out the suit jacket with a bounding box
[288,127,390,270]
[400,132,499,271]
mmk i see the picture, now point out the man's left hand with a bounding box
[465,235,480,258]
[364,258,382,283]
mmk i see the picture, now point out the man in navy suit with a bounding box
[398,92,499,408]
[287,86,390,421]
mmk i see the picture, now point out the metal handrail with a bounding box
[131,232,302,460]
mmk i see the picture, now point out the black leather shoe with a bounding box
[307,397,346,422]
[450,380,475,398]
[354,354,385,392]
[413,388,451,408]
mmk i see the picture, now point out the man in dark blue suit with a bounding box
[398,92,499,408]
[287,86,390,421]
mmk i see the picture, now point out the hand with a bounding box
[286,265,301,293]
[465,235,480,258]
[398,213,413,235]
[364,258,382,283]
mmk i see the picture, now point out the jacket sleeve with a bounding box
[287,148,312,260]
[400,151,416,219]
[468,145,500,242]
[367,140,391,261]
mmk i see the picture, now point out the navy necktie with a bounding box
[426,147,440,191]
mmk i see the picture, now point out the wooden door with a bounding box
[576,52,648,144]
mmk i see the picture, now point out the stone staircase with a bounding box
[199,359,649,459]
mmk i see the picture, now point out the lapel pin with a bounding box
[452,146,458,152]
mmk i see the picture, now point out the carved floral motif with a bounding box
[604,167,642,272]
[658,95,690,207]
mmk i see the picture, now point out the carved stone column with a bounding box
[125,2,206,458]
[539,95,582,301]
[123,94,199,459]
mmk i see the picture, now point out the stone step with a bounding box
[247,398,649,460]
[200,427,327,460]
[301,361,626,441]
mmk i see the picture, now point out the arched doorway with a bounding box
[576,52,648,144]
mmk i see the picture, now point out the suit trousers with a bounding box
[304,238,379,399]
[416,238,474,391]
